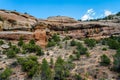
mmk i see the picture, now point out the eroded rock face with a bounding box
[0,31,34,40]
[47,16,78,23]
[39,20,120,39]
[34,29,47,48]
[0,9,37,31]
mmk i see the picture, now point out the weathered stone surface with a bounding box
[0,31,34,40]
[47,16,78,23]
[1,44,10,49]
[34,29,47,48]
[39,20,120,39]
[0,9,37,31]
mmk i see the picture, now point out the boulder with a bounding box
[1,44,10,49]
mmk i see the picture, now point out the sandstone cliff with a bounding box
[38,19,120,39]
[0,9,37,31]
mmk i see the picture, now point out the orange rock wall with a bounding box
[34,29,47,48]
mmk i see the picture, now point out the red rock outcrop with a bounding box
[34,29,47,48]
[33,22,48,48]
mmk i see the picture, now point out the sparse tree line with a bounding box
[1,34,120,79]
[1,37,44,59]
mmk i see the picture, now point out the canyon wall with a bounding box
[0,10,120,48]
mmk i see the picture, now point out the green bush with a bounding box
[113,48,120,72]
[100,54,111,66]
[36,46,44,56]
[22,43,44,56]
[101,38,108,45]
[102,47,107,51]
[11,45,20,53]
[86,52,90,57]
[0,40,4,45]
[41,58,53,80]
[84,38,96,48]
[54,56,75,79]
[18,38,24,46]
[22,50,26,54]
[70,39,76,46]
[107,39,120,49]
[47,33,61,47]
[22,44,35,52]
[29,39,35,45]
[63,36,70,41]
[17,56,39,77]
[6,49,16,58]
[76,52,80,60]
[52,33,60,42]
[69,55,75,61]
[76,42,88,55]
[74,74,82,80]
[0,68,12,80]
[47,40,56,47]
[8,42,12,47]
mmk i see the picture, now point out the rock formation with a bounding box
[38,20,120,39]
[33,22,48,48]
[0,31,34,40]
[0,10,120,48]
[0,9,37,31]
[47,16,78,23]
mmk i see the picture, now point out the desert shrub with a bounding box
[6,45,20,58]
[70,39,76,46]
[84,38,96,48]
[47,40,56,47]
[47,33,60,47]
[22,50,26,54]
[63,36,70,41]
[76,52,80,60]
[54,56,74,80]
[5,45,20,58]
[69,55,75,61]
[86,52,90,57]
[74,74,82,80]
[50,58,54,68]
[29,39,35,45]
[0,68,12,80]
[102,47,107,51]
[75,45,89,59]
[107,39,120,49]
[40,58,53,80]
[100,54,111,66]
[22,42,44,56]
[101,38,110,45]
[17,56,39,77]
[22,44,35,52]
[8,42,12,47]
[52,33,60,42]
[76,42,88,55]
[18,37,24,46]
[113,48,120,72]
[11,45,20,53]
[36,46,44,56]
[6,49,16,58]
[0,40,4,45]
[22,43,36,52]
